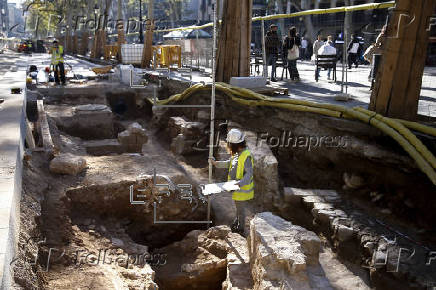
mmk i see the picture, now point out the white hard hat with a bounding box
[227,128,245,144]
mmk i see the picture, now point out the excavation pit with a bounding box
[13,81,436,289]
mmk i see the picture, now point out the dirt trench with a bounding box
[13,84,436,289]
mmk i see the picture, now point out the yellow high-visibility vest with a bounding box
[51,45,64,65]
[228,149,254,201]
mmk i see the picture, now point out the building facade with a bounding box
[0,0,9,37]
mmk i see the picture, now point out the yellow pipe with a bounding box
[159,83,436,136]
[156,84,436,185]
[394,119,436,137]
[354,107,436,169]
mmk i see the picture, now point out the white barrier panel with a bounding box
[230,76,268,88]
[121,44,144,65]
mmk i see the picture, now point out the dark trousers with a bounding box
[287,59,299,79]
[348,53,358,69]
[300,48,306,60]
[266,54,277,79]
[54,62,66,85]
[233,199,253,233]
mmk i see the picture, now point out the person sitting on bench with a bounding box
[317,35,337,80]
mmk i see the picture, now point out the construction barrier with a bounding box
[156,83,436,186]
[104,45,119,60]
[153,45,182,68]
[121,44,143,65]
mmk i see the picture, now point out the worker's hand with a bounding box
[208,156,216,166]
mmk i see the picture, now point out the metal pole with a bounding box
[207,0,217,228]
[345,31,348,95]
[139,0,144,43]
[196,29,200,69]
[341,22,345,93]
[261,18,267,78]
[344,10,349,95]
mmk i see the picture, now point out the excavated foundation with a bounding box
[13,82,436,289]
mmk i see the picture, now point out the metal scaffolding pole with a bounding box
[261,18,267,77]
[339,9,351,99]
[207,0,217,228]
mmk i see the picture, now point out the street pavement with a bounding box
[2,50,434,117]
[262,60,436,118]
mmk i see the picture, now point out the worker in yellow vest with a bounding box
[51,40,66,86]
[209,128,254,233]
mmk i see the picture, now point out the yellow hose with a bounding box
[355,107,436,170]
[156,84,436,185]
[162,83,436,137]
[394,119,436,137]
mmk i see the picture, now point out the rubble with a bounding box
[117,122,148,152]
[155,226,252,290]
[49,153,87,175]
[168,117,207,155]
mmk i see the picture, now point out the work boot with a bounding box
[231,218,239,233]
[271,77,277,82]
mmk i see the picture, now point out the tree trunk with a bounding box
[92,0,112,59]
[294,0,315,40]
[277,1,285,40]
[65,2,73,53]
[80,31,89,55]
[141,0,154,68]
[117,0,125,61]
[216,0,252,83]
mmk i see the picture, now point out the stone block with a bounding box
[49,153,87,175]
[229,77,267,89]
[249,212,321,290]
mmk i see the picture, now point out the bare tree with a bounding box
[268,0,316,41]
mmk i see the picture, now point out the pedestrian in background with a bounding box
[347,34,361,69]
[317,35,337,80]
[300,37,308,60]
[312,35,324,61]
[283,26,301,82]
[265,24,281,82]
[51,40,66,86]
[364,25,387,89]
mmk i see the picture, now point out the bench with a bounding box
[315,55,337,82]
[250,50,263,76]
[177,67,193,86]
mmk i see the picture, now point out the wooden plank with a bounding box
[402,0,436,119]
[24,119,35,150]
[223,0,236,82]
[239,0,249,76]
[36,100,54,154]
[386,0,423,117]
[216,0,253,83]
[231,0,242,80]
[216,0,228,82]
[246,0,253,75]
[370,0,411,113]
[369,0,436,120]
